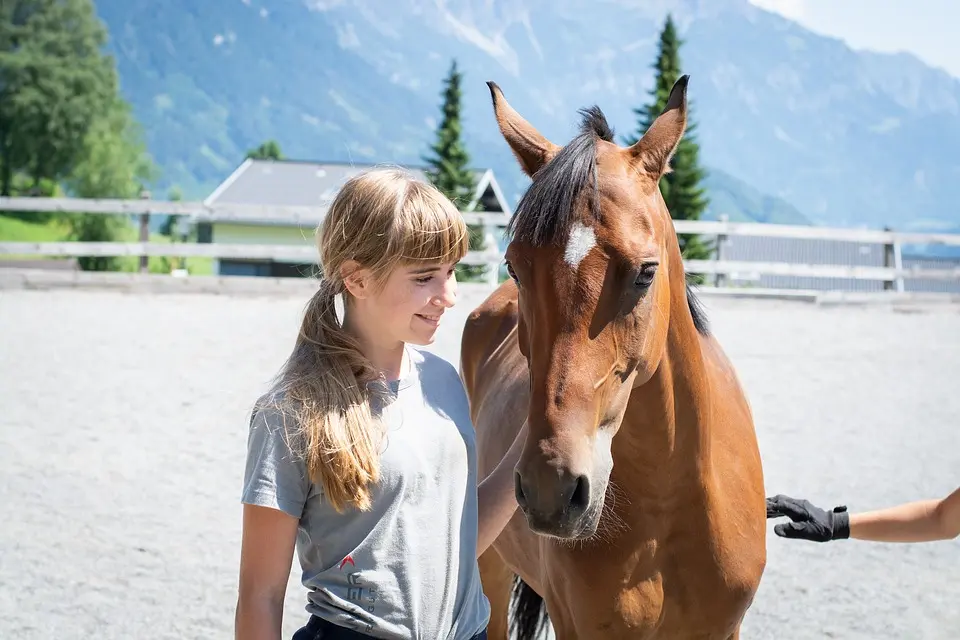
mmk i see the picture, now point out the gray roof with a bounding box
[205,159,510,220]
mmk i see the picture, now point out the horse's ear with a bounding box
[486,81,560,177]
[626,75,689,176]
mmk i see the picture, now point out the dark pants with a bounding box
[293,615,487,640]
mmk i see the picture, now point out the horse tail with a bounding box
[509,574,549,640]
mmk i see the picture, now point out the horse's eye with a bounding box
[506,261,519,284]
[634,262,658,289]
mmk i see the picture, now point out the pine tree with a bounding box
[423,59,485,282]
[623,14,712,278]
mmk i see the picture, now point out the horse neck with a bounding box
[612,274,713,501]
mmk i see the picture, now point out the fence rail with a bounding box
[3,196,960,245]
[2,196,960,292]
[2,243,959,283]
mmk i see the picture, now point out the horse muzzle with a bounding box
[514,465,597,538]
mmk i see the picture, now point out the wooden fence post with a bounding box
[482,217,500,287]
[882,227,905,293]
[138,189,151,273]
[714,214,728,287]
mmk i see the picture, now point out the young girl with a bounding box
[235,168,526,640]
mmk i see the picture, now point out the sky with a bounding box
[748,0,960,79]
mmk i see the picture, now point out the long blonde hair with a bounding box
[266,167,469,513]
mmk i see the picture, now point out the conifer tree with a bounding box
[624,14,712,277]
[423,59,485,282]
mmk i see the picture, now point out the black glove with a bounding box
[765,494,851,542]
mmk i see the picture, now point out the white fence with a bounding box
[2,196,960,292]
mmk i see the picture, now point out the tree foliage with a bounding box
[62,98,158,271]
[0,1,160,271]
[0,173,62,222]
[246,139,284,161]
[159,185,183,238]
[423,59,486,282]
[423,60,475,207]
[64,98,157,200]
[0,0,119,196]
[623,14,712,276]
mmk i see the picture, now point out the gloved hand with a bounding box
[766,494,851,542]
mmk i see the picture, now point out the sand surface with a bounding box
[1,286,958,639]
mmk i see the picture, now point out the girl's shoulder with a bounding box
[407,346,462,382]
[247,391,306,444]
[249,390,291,422]
[407,344,453,369]
[406,346,471,409]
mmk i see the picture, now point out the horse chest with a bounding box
[545,547,755,640]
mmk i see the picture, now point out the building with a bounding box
[198,158,513,277]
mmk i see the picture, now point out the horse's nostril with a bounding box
[571,474,590,511]
[515,470,528,510]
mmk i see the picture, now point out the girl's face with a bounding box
[350,260,460,347]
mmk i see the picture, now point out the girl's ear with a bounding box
[340,260,371,299]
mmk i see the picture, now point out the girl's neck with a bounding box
[342,307,408,381]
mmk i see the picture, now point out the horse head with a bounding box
[488,76,697,540]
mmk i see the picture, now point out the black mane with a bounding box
[506,105,613,247]
[505,105,709,336]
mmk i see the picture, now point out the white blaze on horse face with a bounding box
[590,425,615,502]
[563,221,596,270]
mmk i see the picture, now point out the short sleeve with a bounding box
[241,405,310,519]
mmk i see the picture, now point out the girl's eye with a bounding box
[415,276,432,284]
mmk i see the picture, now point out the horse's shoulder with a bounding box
[460,280,520,388]
[464,279,519,332]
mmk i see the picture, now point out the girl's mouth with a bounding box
[416,313,441,327]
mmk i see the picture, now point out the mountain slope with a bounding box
[704,168,810,224]
[92,0,959,232]
[99,0,439,196]
[678,7,960,230]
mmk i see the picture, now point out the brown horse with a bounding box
[459,76,767,639]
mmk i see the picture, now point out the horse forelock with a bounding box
[504,102,709,337]
[506,105,614,249]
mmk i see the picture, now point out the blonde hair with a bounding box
[267,167,468,513]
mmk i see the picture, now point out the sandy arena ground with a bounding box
[1,285,958,639]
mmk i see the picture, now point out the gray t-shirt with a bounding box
[241,346,490,639]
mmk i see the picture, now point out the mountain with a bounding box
[91,0,960,232]
[703,168,809,225]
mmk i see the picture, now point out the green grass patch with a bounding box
[0,215,70,242]
[0,214,213,275]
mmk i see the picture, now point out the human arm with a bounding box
[235,504,299,640]
[848,485,960,543]
[236,405,310,638]
[766,486,960,543]
[475,422,528,557]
